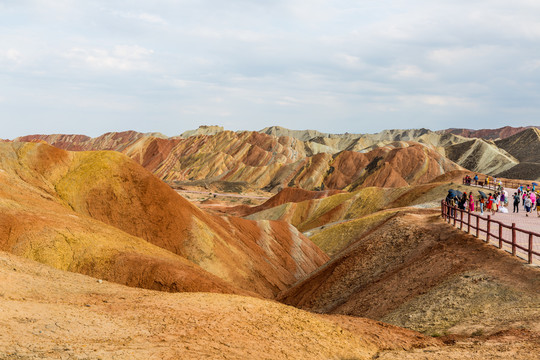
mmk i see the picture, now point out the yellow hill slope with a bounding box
[0,142,327,298]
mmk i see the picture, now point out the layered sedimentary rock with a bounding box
[17,125,540,184]
[445,138,519,175]
[440,126,537,140]
[0,142,328,298]
[17,130,463,191]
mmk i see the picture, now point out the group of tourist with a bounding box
[513,185,540,217]
[481,190,508,215]
[464,174,505,190]
[463,175,475,185]
[449,175,540,217]
[445,191,475,217]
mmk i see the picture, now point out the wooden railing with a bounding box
[441,200,539,264]
[462,177,533,191]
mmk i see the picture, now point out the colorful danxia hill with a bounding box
[1,125,539,359]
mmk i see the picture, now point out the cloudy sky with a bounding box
[1,0,540,138]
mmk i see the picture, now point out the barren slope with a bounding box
[0,143,241,296]
[495,127,540,164]
[488,128,540,179]
[18,126,533,184]
[445,138,518,175]
[229,187,343,217]
[0,142,328,298]
[441,126,537,140]
[16,130,464,192]
[246,181,473,234]
[278,212,540,338]
[0,251,441,360]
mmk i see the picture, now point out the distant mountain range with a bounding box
[12,125,540,187]
[438,126,537,140]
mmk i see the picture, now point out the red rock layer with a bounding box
[15,131,464,191]
[0,142,328,298]
[442,126,537,140]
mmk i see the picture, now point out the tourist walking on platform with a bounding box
[525,195,532,217]
[459,192,467,210]
[469,193,474,212]
[537,196,540,217]
[531,192,537,211]
[513,192,520,213]
[479,196,485,214]
[474,174,478,185]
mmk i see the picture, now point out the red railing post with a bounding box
[512,223,516,256]
[487,215,491,243]
[467,209,471,234]
[498,224,503,249]
[476,216,479,237]
[453,206,457,226]
[441,200,444,218]
[460,209,464,230]
[529,234,534,264]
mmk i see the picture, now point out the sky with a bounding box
[1,0,540,138]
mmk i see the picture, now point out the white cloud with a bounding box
[65,45,154,71]
[186,27,270,43]
[428,46,500,67]
[391,65,435,81]
[132,13,167,25]
[6,49,22,62]
[335,53,366,70]
[0,49,23,64]
[399,95,478,108]
[276,96,303,106]
[108,10,168,25]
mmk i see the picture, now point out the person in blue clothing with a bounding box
[474,174,479,185]
[479,195,485,214]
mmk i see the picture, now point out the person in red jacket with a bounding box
[487,194,497,215]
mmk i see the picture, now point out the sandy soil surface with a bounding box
[3,217,538,360]
[0,251,442,360]
[378,331,540,360]
[2,249,539,360]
